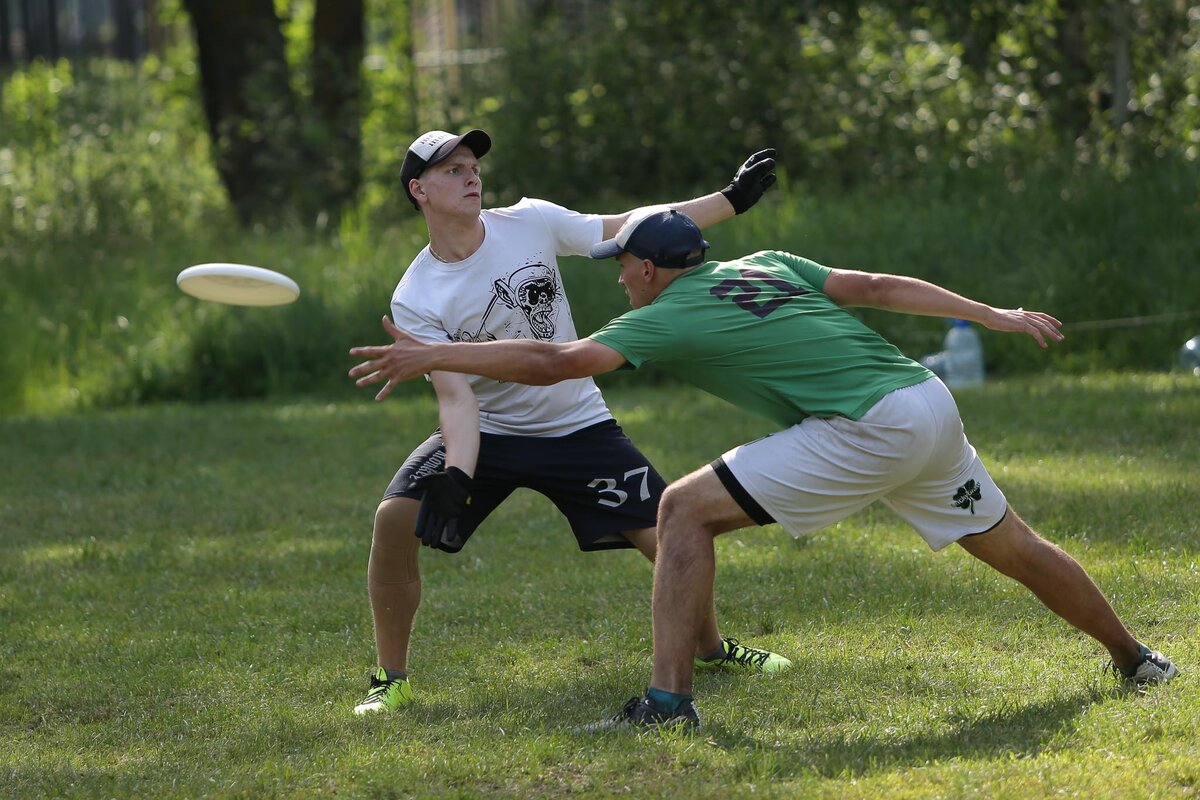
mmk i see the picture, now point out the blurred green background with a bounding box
[2,0,1198,415]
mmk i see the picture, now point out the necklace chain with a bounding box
[429,225,483,263]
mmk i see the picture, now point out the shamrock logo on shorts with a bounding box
[952,479,983,514]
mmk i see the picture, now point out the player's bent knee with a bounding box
[658,483,721,540]
[374,497,419,537]
[369,497,421,584]
[659,466,753,539]
[658,483,693,526]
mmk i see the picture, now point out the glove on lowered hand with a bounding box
[411,466,473,551]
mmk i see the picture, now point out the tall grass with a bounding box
[2,61,1198,416]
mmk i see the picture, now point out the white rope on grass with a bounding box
[1061,309,1200,331]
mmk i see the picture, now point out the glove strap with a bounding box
[720,183,751,215]
[444,466,474,492]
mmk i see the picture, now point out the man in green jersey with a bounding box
[349,208,1176,731]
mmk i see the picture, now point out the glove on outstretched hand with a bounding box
[720,148,778,214]
[411,466,473,551]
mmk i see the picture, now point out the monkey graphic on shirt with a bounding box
[448,264,563,343]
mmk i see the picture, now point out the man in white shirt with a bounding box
[353,129,788,714]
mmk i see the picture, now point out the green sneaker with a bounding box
[353,667,414,715]
[695,636,792,674]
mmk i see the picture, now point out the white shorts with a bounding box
[717,377,1007,551]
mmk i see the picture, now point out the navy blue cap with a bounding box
[589,209,710,268]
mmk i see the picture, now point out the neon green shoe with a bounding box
[695,637,792,674]
[353,667,414,715]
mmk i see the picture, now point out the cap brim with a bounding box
[459,129,491,159]
[589,239,624,260]
[428,129,492,168]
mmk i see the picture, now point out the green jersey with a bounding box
[589,250,933,426]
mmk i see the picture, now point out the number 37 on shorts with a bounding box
[588,466,652,508]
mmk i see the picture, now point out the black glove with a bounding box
[411,466,473,551]
[720,148,778,214]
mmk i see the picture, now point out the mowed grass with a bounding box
[1,374,1197,799]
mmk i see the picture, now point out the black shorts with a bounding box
[383,419,666,553]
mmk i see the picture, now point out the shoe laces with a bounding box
[364,673,398,701]
[614,697,642,721]
[1111,645,1161,681]
[718,637,771,668]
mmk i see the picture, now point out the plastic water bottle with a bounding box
[1180,335,1200,376]
[943,319,984,388]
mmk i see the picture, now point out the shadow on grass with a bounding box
[715,686,1115,779]
[339,666,1118,786]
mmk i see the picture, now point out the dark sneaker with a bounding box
[1114,645,1177,686]
[695,636,792,673]
[353,667,414,715]
[579,696,701,733]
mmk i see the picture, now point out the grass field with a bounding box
[2,374,1197,799]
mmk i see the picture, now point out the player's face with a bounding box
[616,251,653,309]
[412,146,482,217]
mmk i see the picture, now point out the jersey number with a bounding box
[589,467,651,508]
[710,268,809,318]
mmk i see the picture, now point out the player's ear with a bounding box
[409,178,425,205]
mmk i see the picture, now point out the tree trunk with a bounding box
[311,0,365,215]
[145,0,165,57]
[182,0,309,226]
[22,0,59,61]
[406,2,420,134]
[114,0,138,61]
[1054,0,1093,138]
[1110,0,1131,128]
[0,0,11,65]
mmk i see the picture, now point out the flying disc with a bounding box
[176,263,300,306]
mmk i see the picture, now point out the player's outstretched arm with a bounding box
[598,149,778,237]
[349,316,626,400]
[824,269,1065,348]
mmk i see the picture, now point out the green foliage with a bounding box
[473,1,1200,206]
[1,376,1197,797]
[359,0,418,229]
[0,57,225,241]
[2,3,1199,415]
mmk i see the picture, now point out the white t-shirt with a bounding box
[391,198,613,436]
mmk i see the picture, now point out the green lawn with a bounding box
[2,374,1197,799]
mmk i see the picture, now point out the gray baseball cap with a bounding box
[399,129,492,210]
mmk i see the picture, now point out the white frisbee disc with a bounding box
[177,263,300,307]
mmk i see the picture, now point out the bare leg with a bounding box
[645,466,758,695]
[623,526,723,658]
[367,497,422,671]
[956,507,1143,670]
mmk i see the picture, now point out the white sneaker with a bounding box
[1115,645,1177,685]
